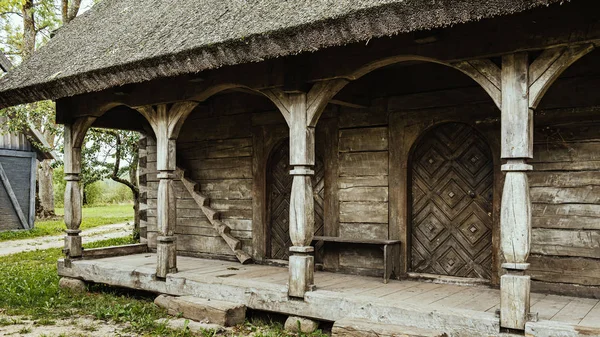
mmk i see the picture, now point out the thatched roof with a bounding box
[0,0,563,108]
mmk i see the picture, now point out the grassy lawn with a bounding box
[0,236,329,336]
[0,204,134,242]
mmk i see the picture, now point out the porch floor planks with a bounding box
[70,254,600,332]
[579,301,600,327]
[380,281,444,301]
[355,279,422,298]
[404,284,467,306]
[551,297,599,325]
[453,288,500,312]
[320,277,379,293]
[531,294,575,321]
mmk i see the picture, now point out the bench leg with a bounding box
[383,245,392,284]
[383,244,401,284]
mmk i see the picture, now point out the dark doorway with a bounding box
[410,123,493,280]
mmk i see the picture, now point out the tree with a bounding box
[88,129,141,236]
[1,0,84,218]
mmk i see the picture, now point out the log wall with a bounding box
[136,53,600,297]
[528,108,600,297]
[336,100,390,276]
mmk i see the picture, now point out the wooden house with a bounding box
[0,0,599,335]
[0,53,54,230]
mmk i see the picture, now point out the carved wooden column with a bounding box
[136,102,197,279]
[63,117,96,262]
[287,92,317,298]
[263,79,347,298]
[500,52,532,331]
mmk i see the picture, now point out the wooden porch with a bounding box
[58,253,600,337]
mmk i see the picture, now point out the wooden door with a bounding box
[410,123,493,280]
[267,140,325,260]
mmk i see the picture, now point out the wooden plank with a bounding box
[550,297,598,325]
[201,179,252,200]
[528,171,600,188]
[430,287,483,308]
[533,203,600,217]
[339,248,384,270]
[313,236,399,245]
[529,255,600,286]
[322,118,340,271]
[339,186,388,202]
[357,280,422,298]
[177,138,252,159]
[457,288,500,312]
[530,186,600,204]
[187,157,252,180]
[531,294,573,320]
[579,301,600,327]
[532,141,600,163]
[338,176,388,188]
[532,228,600,258]
[532,216,600,230]
[332,317,446,337]
[339,223,388,240]
[0,162,29,229]
[339,127,388,152]
[339,152,388,177]
[339,101,387,129]
[83,244,149,259]
[384,282,443,301]
[339,201,388,223]
[405,284,466,306]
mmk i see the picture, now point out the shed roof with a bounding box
[0,0,563,108]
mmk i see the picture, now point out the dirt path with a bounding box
[0,223,133,257]
[0,315,138,337]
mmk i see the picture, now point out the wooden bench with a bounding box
[312,236,401,284]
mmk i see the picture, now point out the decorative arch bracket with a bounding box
[135,102,198,171]
[528,44,594,109]
[451,59,502,109]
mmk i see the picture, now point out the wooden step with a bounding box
[155,295,246,327]
[176,166,252,264]
[332,318,447,337]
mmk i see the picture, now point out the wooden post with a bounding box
[262,79,347,298]
[136,102,197,279]
[63,117,95,262]
[287,92,317,298]
[500,52,532,331]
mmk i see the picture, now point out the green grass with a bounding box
[0,236,329,336]
[0,204,134,242]
[0,236,191,336]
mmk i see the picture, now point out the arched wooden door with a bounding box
[267,140,325,261]
[410,123,493,280]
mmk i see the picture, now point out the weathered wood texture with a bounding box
[0,117,32,152]
[527,111,600,295]
[142,94,283,259]
[0,151,36,230]
[336,102,390,276]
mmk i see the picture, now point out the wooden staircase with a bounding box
[176,167,252,264]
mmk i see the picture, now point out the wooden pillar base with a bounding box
[289,252,315,298]
[64,229,83,259]
[501,273,531,330]
[156,236,177,278]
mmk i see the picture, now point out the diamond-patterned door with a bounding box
[267,140,325,261]
[410,123,493,280]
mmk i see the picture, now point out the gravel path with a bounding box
[0,223,134,257]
